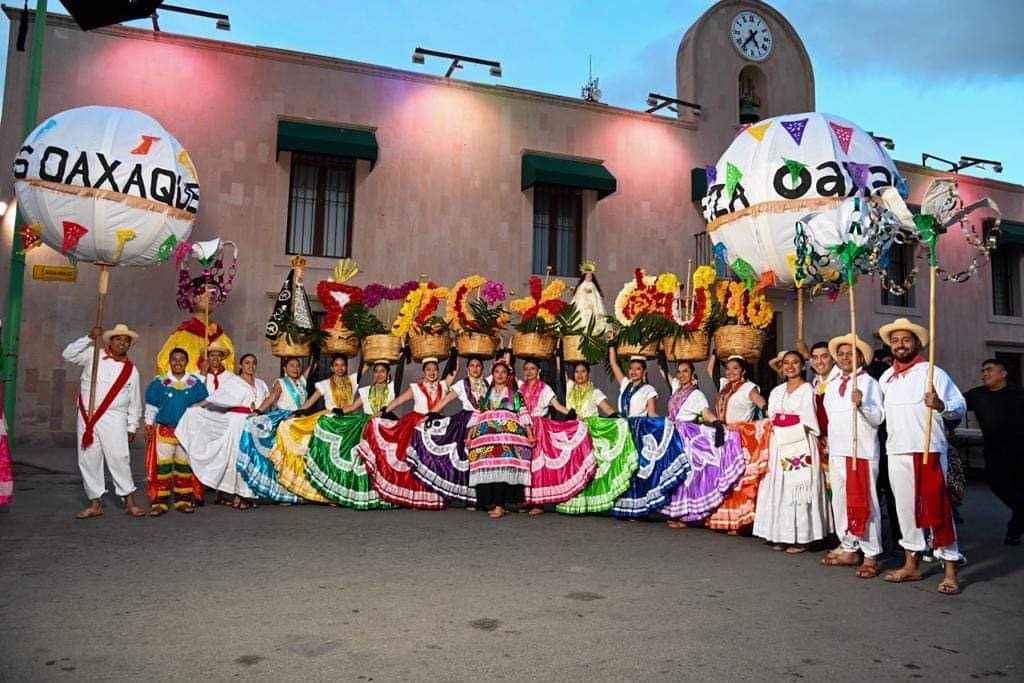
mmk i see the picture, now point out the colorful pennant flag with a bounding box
[112,228,137,261]
[783,158,806,185]
[178,149,198,180]
[130,134,161,155]
[780,118,808,146]
[785,253,802,287]
[847,162,871,194]
[19,223,42,254]
[713,242,729,279]
[156,234,178,264]
[725,162,742,200]
[705,164,717,185]
[829,122,854,155]
[754,270,776,292]
[734,123,751,139]
[730,257,757,291]
[61,220,88,255]
[914,214,946,267]
[746,122,771,142]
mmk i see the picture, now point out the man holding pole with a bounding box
[62,324,144,519]
[878,318,965,594]
[821,335,884,577]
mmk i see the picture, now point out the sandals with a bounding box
[937,578,961,595]
[527,507,545,516]
[666,520,688,529]
[856,561,882,579]
[883,568,924,583]
[149,504,169,517]
[173,501,195,514]
[487,507,507,519]
[821,553,859,567]
[125,505,147,518]
[784,545,807,555]
[75,506,104,519]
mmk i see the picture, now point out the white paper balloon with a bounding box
[11,105,199,266]
[701,112,904,286]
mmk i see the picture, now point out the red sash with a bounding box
[176,317,223,341]
[914,452,956,548]
[77,357,135,448]
[228,406,253,414]
[845,457,870,537]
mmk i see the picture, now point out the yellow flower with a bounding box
[655,272,679,294]
[693,265,716,290]
[541,279,566,301]
[446,275,487,331]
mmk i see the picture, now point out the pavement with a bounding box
[1,447,1022,681]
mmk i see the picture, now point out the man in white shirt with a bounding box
[877,318,966,595]
[202,340,233,393]
[62,324,144,519]
[822,334,885,577]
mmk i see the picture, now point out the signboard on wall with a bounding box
[32,265,78,282]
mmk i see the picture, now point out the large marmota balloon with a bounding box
[11,106,198,266]
[701,112,904,286]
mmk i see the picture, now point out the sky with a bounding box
[1,0,1021,184]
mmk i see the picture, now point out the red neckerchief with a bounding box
[208,368,225,391]
[77,356,135,448]
[887,355,926,383]
[103,347,128,362]
[176,317,223,341]
[717,379,744,420]
[418,381,443,411]
[839,369,867,397]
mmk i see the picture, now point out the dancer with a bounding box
[466,360,535,518]
[519,358,596,513]
[63,325,145,519]
[0,365,12,506]
[659,360,746,528]
[608,346,690,518]
[555,362,638,515]
[753,350,831,553]
[143,347,208,515]
[201,340,233,393]
[177,353,265,510]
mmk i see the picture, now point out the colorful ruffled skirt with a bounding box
[0,387,12,505]
[467,409,532,488]
[269,412,329,503]
[303,413,395,510]
[236,410,306,504]
[524,416,596,505]
[659,421,745,521]
[407,411,476,504]
[557,417,638,515]
[706,420,772,531]
[359,413,446,509]
[611,417,690,518]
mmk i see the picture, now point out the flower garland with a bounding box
[391,281,450,337]
[446,275,487,332]
[715,279,774,330]
[614,268,676,324]
[510,276,568,323]
[317,281,363,330]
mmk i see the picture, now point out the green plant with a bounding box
[614,313,681,347]
[342,302,389,339]
[463,297,507,336]
[278,320,327,345]
[414,315,451,335]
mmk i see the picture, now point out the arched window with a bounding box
[738,65,767,125]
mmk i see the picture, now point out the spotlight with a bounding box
[922,153,1005,175]
[215,17,230,31]
[868,132,895,150]
[410,47,501,80]
[645,93,701,116]
[412,50,425,65]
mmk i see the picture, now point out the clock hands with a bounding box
[741,30,757,50]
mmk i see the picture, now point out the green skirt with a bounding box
[556,416,639,515]
[303,413,396,510]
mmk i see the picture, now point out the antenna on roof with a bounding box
[581,56,601,103]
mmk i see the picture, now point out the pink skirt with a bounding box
[525,417,596,505]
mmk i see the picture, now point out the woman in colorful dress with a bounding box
[555,362,638,515]
[658,360,746,528]
[753,350,831,553]
[358,359,449,509]
[0,380,13,506]
[177,353,266,510]
[518,358,595,514]
[705,355,770,534]
[608,346,690,518]
[466,360,535,518]
[304,359,396,510]
[410,356,487,506]
[236,356,309,504]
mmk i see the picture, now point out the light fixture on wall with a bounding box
[868,131,895,150]
[151,3,231,31]
[411,47,502,79]
[645,93,701,116]
[922,153,1003,174]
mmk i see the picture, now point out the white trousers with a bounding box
[77,412,136,500]
[828,456,882,558]
[888,452,963,563]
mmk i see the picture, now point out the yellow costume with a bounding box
[156,318,236,375]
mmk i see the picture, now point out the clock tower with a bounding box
[676,0,815,149]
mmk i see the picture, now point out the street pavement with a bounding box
[1,449,1022,681]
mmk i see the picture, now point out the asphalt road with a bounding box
[1,467,1022,681]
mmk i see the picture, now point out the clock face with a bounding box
[731,11,773,62]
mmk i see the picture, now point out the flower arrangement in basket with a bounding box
[446,275,508,358]
[316,258,362,356]
[342,280,418,363]
[708,275,775,361]
[393,279,451,361]
[663,264,716,362]
[509,274,570,360]
[266,256,326,357]
[610,268,680,359]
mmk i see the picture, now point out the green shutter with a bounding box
[996,220,1024,246]
[521,154,616,199]
[277,121,378,166]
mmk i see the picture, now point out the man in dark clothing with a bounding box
[965,358,1024,545]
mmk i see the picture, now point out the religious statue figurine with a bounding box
[571,259,607,335]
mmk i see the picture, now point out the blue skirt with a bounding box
[237,409,306,504]
[611,417,690,518]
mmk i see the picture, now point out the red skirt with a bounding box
[525,417,596,504]
[358,413,446,510]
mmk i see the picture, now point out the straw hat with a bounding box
[828,334,874,366]
[102,323,139,343]
[206,339,231,358]
[878,317,929,348]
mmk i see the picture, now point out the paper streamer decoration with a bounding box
[156,234,178,264]
[780,118,807,145]
[11,105,199,266]
[112,229,136,261]
[730,257,757,291]
[747,122,770,142]
[725,162,743,200]
[829,122,853,154]
[19,223,42,253]
[783,158,806,185]
[705,164,717,185]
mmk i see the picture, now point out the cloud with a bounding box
[774,0,1024,81]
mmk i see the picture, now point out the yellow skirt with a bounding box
[270,411,329,503]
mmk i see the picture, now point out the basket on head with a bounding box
[320,322,360,357]
[662,331,710,362]
[455,332,499,359]
[616,339,659,359]
[713,324,764,362]
[511,332,557,360]
[409,331,451,362]
[561,335,587,364]
[362,334,403,364]
[270,336,312,359]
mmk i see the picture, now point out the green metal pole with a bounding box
[1,0,47,437]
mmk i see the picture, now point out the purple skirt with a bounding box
[408,411,476,504]
[659,421,746,521]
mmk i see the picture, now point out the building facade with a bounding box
[1,0,1022,445]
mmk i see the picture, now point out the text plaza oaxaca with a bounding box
[0,1,1022,680]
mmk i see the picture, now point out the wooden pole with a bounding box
[922,265,937,465]
[203,285,211,371]
[848,283,858,472]
[796,286,805,342]
[86,265,110,419]
[684,258,693,319]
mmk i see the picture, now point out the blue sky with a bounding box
[2,0,1021,184]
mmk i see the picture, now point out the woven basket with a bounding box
[362,334,403,364]
[561,335,587,364]
[320,322,360,357]
[455,332,499,359]
[511,332,557,360]
[616,339,659,359]
[409,332,451,362]
[713,325,765,362]
[269,336,312,358]
[662,331,710,362]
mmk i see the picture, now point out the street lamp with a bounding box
[645,92,701,116]
[411,47,502,79]
[152,4,231,32]
[922,153,1003,174]
[868,131,895,150]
